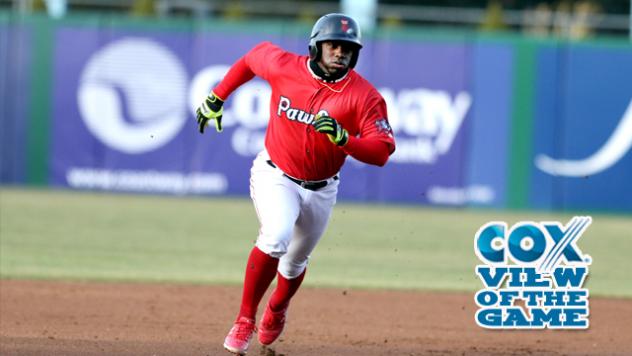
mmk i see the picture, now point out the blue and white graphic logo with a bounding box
[474,216,592,329]
[78,38,188,154]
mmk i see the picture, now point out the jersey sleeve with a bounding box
[341,90,396,166]
[243,42,287,80]
[213,42,285,100]
[342,136,393,167]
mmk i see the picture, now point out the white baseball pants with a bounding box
[249,150,339,279]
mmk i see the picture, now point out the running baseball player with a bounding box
[196,13,396,355]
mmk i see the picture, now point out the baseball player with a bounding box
[196,13,396,355]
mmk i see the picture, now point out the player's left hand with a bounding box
[313,115,349,146]
[196,92,224,133]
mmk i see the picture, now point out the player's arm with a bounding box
[313,115,393,166]
[196,42,280,133]
[341,136,393,167]
[195,56,255,133]
[313,95,395,166]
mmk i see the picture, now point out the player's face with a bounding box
[318,41,354,75]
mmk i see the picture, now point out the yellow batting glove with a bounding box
[313,114,349,146]
[196,92,224,133]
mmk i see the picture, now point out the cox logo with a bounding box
[475,216,592,272]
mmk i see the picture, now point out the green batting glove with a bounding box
[196,92,224,133]
[313,114,349,146]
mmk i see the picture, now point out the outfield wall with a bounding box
[1,13,631,212]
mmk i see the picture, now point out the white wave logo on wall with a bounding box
[78,38,188,153]
[535,99,632,177]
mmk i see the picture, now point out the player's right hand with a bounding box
[196,92,224,133]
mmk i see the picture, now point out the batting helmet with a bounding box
[309,13,362,69]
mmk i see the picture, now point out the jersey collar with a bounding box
[306,58,350,84]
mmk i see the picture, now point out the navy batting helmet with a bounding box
[309,13,362,68]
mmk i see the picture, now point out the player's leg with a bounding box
[240,155,300,320]
[275,179,339,296]
[258,180,339,345]
[224,152,300,354]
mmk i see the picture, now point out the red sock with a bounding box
[238,247,279,320]
[268,269,306,312]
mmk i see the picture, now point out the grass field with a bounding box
[1,188,631,297]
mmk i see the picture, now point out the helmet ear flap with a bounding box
[349,50,359,68]
[309,43,319,62]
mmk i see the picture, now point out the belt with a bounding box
[266,160,338,191]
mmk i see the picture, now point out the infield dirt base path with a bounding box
[1,280,631,356]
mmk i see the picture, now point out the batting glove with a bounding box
[313,115,349,146]
[196,92,224,133]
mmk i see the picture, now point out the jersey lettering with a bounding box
[277,95,329,125]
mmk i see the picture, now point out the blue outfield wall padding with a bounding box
[466,41,514,208]
[0,19,31,184]
[530,45,561,211]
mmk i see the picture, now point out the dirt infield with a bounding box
[1,280,631,355]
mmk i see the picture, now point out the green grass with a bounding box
[1,188,630,297]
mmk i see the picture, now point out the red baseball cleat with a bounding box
[258,303,287,345]
[223,316,256,355]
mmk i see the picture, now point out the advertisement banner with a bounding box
[531,46,632,211]
[50,26,506,205]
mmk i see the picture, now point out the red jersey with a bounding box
[214,42,395,181]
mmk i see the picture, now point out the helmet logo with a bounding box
[341,19,349,32]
